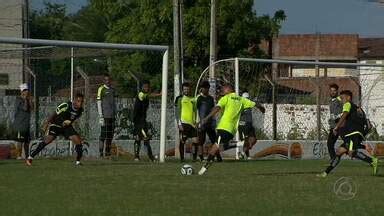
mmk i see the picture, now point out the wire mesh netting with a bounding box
[196,58,384,141]
[0,44,174,160]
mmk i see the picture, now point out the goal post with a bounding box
[196,57,384,158]
[0,37,169,162]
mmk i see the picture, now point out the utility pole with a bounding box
[173,0,183,159]
[209,0,217,79]
[209,0,218,98]
[315,32,321,141]
[173,0,182,98]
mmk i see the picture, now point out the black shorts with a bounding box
[48,125,79,139]
[180,123,197,139]
[15,130,31,143]
[134,122,150,140]
[198,126,216,144]
[340,134,365,151]
[216,129,234,149]
[238,123,256,141]
[100,118,115,140]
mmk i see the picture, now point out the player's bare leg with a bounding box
[23,141,30,159]
[99,139,105,158]
[197,144,204,161]
[317,147,347,177]
[143,133,155,162]
[198,143,219,175]
[243,136,257,159]
[26,135,55,166]
[191,137,201,162]
[70,135,84,165]
[179,137,186,162]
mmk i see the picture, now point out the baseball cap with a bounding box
[19,83,29,92]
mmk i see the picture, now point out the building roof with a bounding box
[277,77,360,104]
[359,38,384,59]
[260,34,359,61]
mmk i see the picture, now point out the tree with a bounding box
[30,3,68,40]
[29,3,72,96]
[30,0,287,96]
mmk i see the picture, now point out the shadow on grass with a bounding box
[250,171,319,176]
[85,160,159,166]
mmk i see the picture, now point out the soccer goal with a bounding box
[0,37,172,162]
[196,58,384,159]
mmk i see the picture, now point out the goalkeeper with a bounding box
[26,93,86,166]
[317,90,378,177]
[97,74,117,157]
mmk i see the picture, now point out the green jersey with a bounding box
[175,95,197,127]
[216,92,255,135]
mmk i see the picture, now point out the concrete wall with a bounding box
[2,139,384,160]
[0,96,331,142]
[0,0,24,91]
[291,68,355,77]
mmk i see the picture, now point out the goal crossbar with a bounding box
[0,37,169,163]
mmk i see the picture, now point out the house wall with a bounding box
[0,0,24,93]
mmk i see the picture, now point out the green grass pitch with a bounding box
[0,159,383,216]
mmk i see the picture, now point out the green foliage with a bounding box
[0,123,16,140]
[276,132,285,140]
[307,127,328,140]
[295,95,317,105]
[30,3,68,40]
[255,128,270,140]
[30,1,286,95]
[286,123,305,140]
[366,126,384,141]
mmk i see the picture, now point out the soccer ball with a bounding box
[180,164,194,175]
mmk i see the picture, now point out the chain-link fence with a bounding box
[0,38,172,161]
[196,58,384,142]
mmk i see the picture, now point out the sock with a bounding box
[179,140,185,161]
[134,140,141,158]
[144,140,154,161]
[216,152,223,162]
[199,154,204,161]
[99,140,104,157]
[75,144,83,161]
[203,154,215,169]
[325,155,341,174]
[192,144,198,160]
[245,150,250,157]
[354,150,373,164]
[24,142,30,158]
[30,141,47,158]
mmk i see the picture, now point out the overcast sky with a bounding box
[31,0,384,37]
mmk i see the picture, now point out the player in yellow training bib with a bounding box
[197,83,265,175]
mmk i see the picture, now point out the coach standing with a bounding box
[97,74,117,157]
[13,83,33,159]
[327,84,343,160]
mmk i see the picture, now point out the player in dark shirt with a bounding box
[327,84,343,159]
[132,80,161,161]
[13,84,33,159]
[26,93,86,166]
[97,74,117,157]
[197,81,222,162]
[238,91,258,160]
[317,90,378,177]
